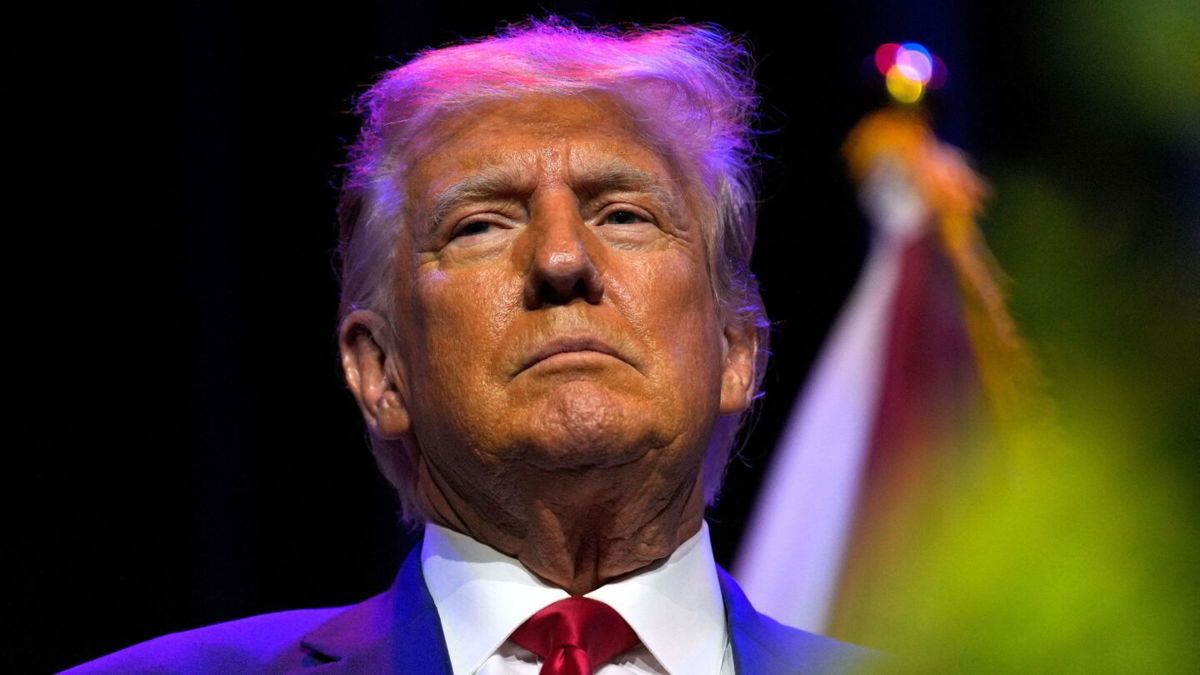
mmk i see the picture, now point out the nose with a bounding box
[523,194,605,308]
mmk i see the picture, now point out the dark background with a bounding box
[11,1,1196,672]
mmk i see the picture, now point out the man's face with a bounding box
[378,94,753,511]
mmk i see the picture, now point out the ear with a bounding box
[718,318,758,416]
[339,309,411,439]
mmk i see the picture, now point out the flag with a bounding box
[734,100,1032,640]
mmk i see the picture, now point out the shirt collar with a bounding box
[420,522,728,675]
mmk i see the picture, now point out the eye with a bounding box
[600,209,650,226]
[453,219,498,239]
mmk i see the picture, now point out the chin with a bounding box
[515,380,677,471]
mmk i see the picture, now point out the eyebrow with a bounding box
[569,157,684,218]
[428,163,536,231]
[425,154,685,230]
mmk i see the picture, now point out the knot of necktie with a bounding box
[509,596,640,675]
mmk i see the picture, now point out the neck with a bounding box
[415,454,706,595]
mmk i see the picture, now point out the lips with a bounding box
[517,335,631,375]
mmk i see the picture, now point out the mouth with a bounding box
[517,336,631,375]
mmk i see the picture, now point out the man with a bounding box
[67,20,870,674]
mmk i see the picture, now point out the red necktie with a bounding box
[509,596,641,675]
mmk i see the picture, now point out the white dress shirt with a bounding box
[420,522,736,675]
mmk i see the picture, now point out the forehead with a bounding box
[402,94,686,209]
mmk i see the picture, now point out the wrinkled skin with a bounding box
[341,94,757,594]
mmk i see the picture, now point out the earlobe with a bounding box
[339,310,411,439]
[718,320,758,416]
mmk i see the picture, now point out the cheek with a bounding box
[411,268,519,386]
[623,252,725,381]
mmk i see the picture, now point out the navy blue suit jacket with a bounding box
[64,544,871,674]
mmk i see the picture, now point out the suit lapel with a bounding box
[719,566,789,673]
[719,566,876,674]
[296,542,453,674]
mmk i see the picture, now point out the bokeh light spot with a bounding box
[873,41,948,100]
[897,45,934,83]
[886,64,925,103]
[875,43,901,76]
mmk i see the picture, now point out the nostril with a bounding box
[579,268,604,303]
[534,277,590,305]
[525,258,604,308]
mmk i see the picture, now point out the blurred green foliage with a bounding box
[1039,0,1200,137]
[856,416,1200,672]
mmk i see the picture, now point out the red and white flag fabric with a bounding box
[734,107,1028,640]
